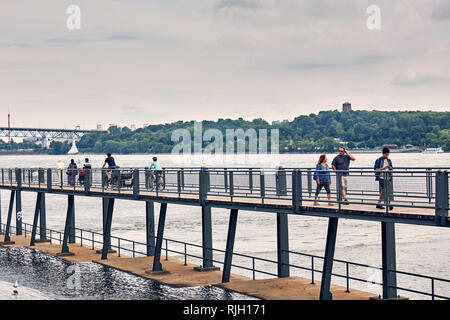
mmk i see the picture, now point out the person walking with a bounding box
[313,154,333,206]
[331,146,355,204]
[66,159,78,186]
[79,158,91,185]
[374,147,394,210]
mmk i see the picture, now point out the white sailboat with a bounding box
[67,139,79,155]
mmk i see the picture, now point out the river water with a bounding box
[0,153,449,299]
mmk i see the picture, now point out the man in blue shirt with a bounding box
[331,146,356,204]
[102,153,118,182]
[374,147,394,210]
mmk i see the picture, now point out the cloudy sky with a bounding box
[0,0,449,129]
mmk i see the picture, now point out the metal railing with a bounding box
[1,167,448,220]
[4,222,449,300]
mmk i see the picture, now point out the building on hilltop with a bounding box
[342,102,352,112]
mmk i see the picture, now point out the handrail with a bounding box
[5,222,449,300]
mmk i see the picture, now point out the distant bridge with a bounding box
[0,127,107,140]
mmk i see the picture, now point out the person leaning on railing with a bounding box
[374,147,394,210]
[313,154,334,206]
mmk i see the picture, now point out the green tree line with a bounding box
[2,110,449,154]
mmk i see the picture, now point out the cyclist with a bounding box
[149,157,163,190]
[102,153,119,183]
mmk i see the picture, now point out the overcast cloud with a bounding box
[0,0,449,129]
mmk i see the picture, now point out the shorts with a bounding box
[340,176,348,188]
[379,179,392,192]
[315,180,331,196]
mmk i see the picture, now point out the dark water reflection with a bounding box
[0,247,257,300]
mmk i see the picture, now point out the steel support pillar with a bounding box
[101,197,113,251]
[101,198,115,260]
[382,222,398,299]
[39,192,47,240]
[222,209,238,283]
[3,190,15,243]
[152,203,168,272]
[202,205,214,268]
[319,217,339,300]
[30,193,42,246]
[61,195,75,254]
[277,212,290,278]
[15,190,22,235]
[146,201,155,256]
[68,196,75,243]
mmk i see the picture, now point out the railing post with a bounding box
[224,168,228,192]
[276,166,287,196]
[292,170,302,213]
[435,171,449,226]
[307,169,312,196]
[101,170,106,192]
[426,168,432,204]
[133,168,140,199]
[181,168,185,190]
[38,168,44,187]
[229,170,234,201]
[249,168,253,194]
[84,168,91,194]
[145,169,150,190]
[162,169,166,190]
[47,169,52,192]
[260,171,265,203]
[199,167,208,206]
[336,172,342,209]
[177,170,181,197]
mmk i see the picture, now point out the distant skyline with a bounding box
[1,1,449,129]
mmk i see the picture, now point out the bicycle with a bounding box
[148,170,164,191]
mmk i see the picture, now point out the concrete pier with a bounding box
[1,235,376,300]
